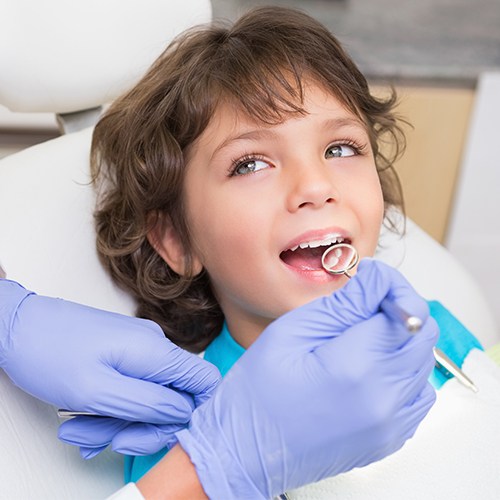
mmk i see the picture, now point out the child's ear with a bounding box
[147,212,203,277]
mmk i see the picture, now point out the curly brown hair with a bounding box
[91,6,406,352]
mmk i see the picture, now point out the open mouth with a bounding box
[280,236,350,271]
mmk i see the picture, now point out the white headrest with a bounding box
[0,0,212,113]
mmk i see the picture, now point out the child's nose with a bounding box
[285,160,339,212]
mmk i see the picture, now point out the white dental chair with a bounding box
[0,1,211,498]
[0,1,497,498]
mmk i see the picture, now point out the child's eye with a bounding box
[324,144,357,159]
[230,157,271,176]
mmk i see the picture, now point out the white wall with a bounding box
[446,72,500,333]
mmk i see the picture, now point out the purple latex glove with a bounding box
[60,417,187,458]
[0,279,221,457]
[176,259,439,499]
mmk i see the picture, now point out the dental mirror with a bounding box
[321,242,359,278]
[321,242,422,332]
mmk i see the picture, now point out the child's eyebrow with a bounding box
[211,116,367,160]
[321,117,367,134]
[211,129,278,159]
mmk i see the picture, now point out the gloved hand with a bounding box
[0,279,221,457]
[59,416,191,458]
[175,259,439,499]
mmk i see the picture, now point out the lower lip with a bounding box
[281,260,346,282]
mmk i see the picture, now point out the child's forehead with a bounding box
[211,83,365,130]
[184,84,370,161]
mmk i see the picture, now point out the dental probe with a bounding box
[378,296,423,333]
[433,347,478,393]
[57,409,104,418]
[321,243,478,393]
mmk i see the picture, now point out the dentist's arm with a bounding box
[1,260,438,499]
[0,277,221,460]
[122,259,439,499]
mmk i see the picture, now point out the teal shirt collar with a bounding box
[204,322,245,377]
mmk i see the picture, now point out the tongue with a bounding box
[281,246,325,270]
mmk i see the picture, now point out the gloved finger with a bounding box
[60,415,183,456]
[387,355,437,413]
[357,382,436,469]
[309,315,435,413]
[351,260,431,326]
[352,259,430,320]
[58,416,131,448]
[311,313,420,377]
[80,445,109,460]
[393,382,436,442]
[111,422,184,455]
[386,316,439,372]
[318,259,414,327]
[358,312,438,370]
[77,369,197,423]
[113,330,221,407]
[256,259,425,356]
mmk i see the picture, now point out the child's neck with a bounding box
[224,315,272,349]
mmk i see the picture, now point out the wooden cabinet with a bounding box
[372,84,475,243]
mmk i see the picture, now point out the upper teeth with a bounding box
[289,236,345,252]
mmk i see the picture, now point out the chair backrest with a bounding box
[0,2,211,497]
[0,0,212,114]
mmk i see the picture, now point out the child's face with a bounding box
[172,83,383,347]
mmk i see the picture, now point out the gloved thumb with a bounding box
[321,258,430,330]
[256,258,427,356]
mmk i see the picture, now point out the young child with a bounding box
[92,5,406,353]
[90,5,500,498]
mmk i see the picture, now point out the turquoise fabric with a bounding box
[203,323,246,377]
[124,449,168,483]
[125,300,483,483]
[428,300,483,388]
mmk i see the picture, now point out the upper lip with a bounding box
[281,228,351,253]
